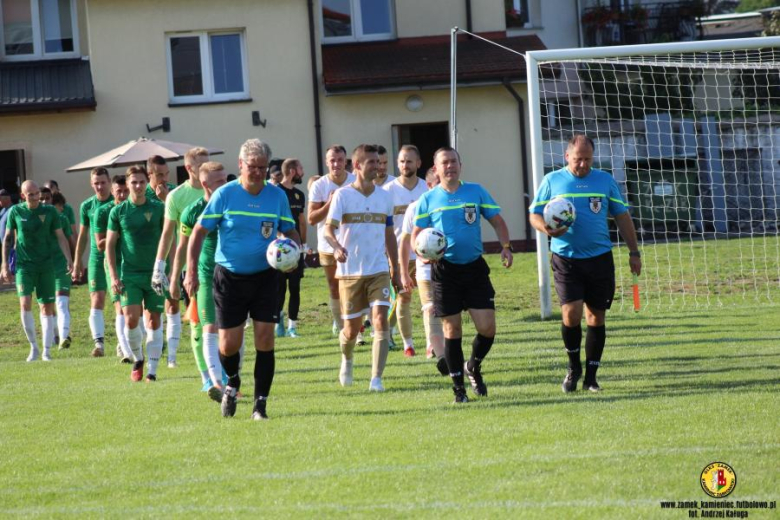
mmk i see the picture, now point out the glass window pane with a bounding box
[170,36,203,97]
[360,0,391,35]
[41,0,74,53]
[210,34,244,94]
[322,0,351,38]
[3,0,34,55]
[505,0,529,28]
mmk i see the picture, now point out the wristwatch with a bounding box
[629,250,641,258]
[502,242,513,252]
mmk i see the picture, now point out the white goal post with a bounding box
[525,37,780,319]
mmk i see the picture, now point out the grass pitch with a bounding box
[0,252,778,518]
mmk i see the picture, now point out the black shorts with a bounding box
[280,256,305,280]
[431,257,495,317]
[552,251,615,310]
[213,264,280,329]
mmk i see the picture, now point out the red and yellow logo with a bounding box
[701,462,736,498]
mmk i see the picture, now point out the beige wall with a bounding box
[395,0,505,38]
[321,83,531,241]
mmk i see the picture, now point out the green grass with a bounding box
[1,252,778,518]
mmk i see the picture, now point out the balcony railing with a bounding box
[582,1,707,47]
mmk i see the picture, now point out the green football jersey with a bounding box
[107,198,165,276]
[180,197,217,276]
[94,202,122,267]
[79,195,114,258]
[63,202,76,227]
[51,210,72,271]
[146,182,177,203]
[166,181,204,271]
[7,203,61,271]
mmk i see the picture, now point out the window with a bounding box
[1,0,78,60]
[505,0,530,29]
[166,30,249,105]
[322,0,394,43]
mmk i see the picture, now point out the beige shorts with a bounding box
[319,252,336,267]
[338,272,392,320]
[418,279,434,313]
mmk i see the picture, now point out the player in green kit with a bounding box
[41,189,74,349]
[153,148,208,376]
[44,180,77,254]
[175,161,228,401]
[72,168,114,357]
[106,166,166,382]
[93,175,133,362]
[2,181,72,362]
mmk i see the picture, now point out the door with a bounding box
[393,122,449,178]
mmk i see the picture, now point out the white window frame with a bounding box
[165,30,250,105]
[321,0,395,44]
[507,0,535,30]
[0,0,80,61]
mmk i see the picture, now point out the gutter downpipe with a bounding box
[466,0,473,37]
[502,78,533,249]
[307,0,324,176]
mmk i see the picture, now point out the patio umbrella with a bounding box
[66,137,224,172]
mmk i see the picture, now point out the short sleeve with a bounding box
[309,178,326,203]
[414,194,431,229]
[50,208,62,232]
[530,177,552,214]
[79,199,90,227]
[180,206,195,237]
[326,189,344,227]
[278,194,295,234]
[607,177,628,216]
[7,207,17,231]
[64,204,76,226]
[401,204,415,236]
[199,189,224,232]
[164,191,179,222]
[107,205,120,232]
[478,185,501,220]
[93,207,108,235]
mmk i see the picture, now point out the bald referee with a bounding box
[412,147,512,403]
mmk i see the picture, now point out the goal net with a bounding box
[526,37,780,318]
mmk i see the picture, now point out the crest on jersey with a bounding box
[261,221,274,239]
[39,215,46,223]
[144,211,152,222]
[589,197,602,214]
[464,204,477,224]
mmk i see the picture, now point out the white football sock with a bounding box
[21,310,38,349]
[288,319,297,329]
[115,314,133,359]
[329,298,342,328]
[166,312,181,362]
[146,324,163,376]
[88,308,104,341]
[125,324,143,362]
[40,313,56,354]
[203,332,223,387]
[55,296,70,340]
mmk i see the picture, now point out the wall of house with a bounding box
[320,83,531,241]
[0,0,320,239]
[395,0,506,38]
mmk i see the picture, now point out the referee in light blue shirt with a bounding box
[529,134,641,394]
[186,139,300,421]
[412,147,513,404]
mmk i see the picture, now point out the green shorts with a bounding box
[197,271,216,325]
[16,269,55,304]
[55,266,72,293]
[88,254,107,293]
[120,272,164,313]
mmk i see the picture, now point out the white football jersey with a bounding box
[401,200,432,282]
[327,185,393,279]
[374,174,396,187]
[309,172,355,254]
[383,176,427,259]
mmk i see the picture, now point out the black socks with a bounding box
[561,324,582,371]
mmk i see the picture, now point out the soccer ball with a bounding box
[415,228,447,261]
[543,197,576,230]
[266,238,301,271]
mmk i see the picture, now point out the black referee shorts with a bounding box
[213,264,280,329]
[552,251,615,310]
[431,257,495,317]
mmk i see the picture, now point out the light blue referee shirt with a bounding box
[530,167,628,259]
[199,180,295,274]
[415,182,501,264]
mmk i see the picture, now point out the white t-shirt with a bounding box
[374,174,396,187]
[327,184,393,279]
[383,176,427,259]
[401,200,432,282]
[309,172,355,254]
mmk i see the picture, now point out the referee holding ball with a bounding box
[412,147,512,403]
[186,139,300,420]
[529,134,641,394]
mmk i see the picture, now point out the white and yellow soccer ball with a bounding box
[543,197,576,230]
[266,238,301,271]
[415,228,447,261]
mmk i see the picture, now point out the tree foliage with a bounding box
[735,0,780,13]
